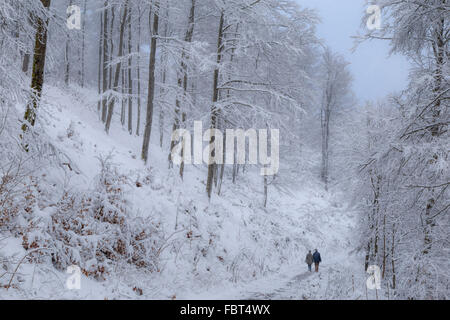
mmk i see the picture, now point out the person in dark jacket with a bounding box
[305,250,313,272]
[313,249,322,272]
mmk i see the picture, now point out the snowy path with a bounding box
[185,195,364,300]
[190,262,356,300]
[237,202,362,300]
[240,263,362,300]
[247,271,315,300]
[233,196,364,300]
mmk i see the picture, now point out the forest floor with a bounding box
[0,85,368,300]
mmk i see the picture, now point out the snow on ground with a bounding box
[1,85,366,300]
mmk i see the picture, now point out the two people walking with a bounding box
[305,249,321,272]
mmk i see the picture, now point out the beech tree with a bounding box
[141,0,159,164]
[22,0,52,135]
[320,48,352,191]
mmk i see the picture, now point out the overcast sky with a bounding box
[296,0,411,103]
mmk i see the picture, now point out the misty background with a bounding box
[297,0,411,102]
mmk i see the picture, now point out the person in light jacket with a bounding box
[305,250,314,272]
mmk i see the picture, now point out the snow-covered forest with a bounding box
[0,0,448,300]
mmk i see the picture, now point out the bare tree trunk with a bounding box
[108,7,116,91]
[169,94,181,166]
[365,195,374,272]
[171,0,196,176]
[179,112,187,177]
[364,239,371,272]
[97,11,103,111]
[217,125,226,194]
[22,0,51,135]
[101,1,109,122]
[217,23,237,190]
[64,0,73,86]
[391,223,396,290]
[159,65,166,148]
[81,0,87,87]
[321,102,330,191]
[159,9,169,148]
[136,4,142,136]
[232,142,237,184]
[127,6,133,135]
[121,68,126,126]
[372,176,381,262]
[159,3,170,148]
[263,123,271,207]
[263,174,268,208]
[65,40,70,85]
[423,199,435,255]
[206,11,224,199]
[141,0,160,164]
[105,0,129,134]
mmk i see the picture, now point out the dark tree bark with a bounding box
[81,0,87,87]
[65,0,73,86]
[109,7,116,91]
[391,224,396,289]
[97,10,103,111]
[264,174,268,208]
[127,6,133,135]
[121,67,126,126]
[101,2,109,122]
[136,3,142,136]
[22,0,51,134]
[321,74,332,191]
[141,1,160,164]
[206,11,224,199]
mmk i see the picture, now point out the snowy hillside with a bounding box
[2,0,447,301]
[0,86,364,299]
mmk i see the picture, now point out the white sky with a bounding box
[296,0,411,102]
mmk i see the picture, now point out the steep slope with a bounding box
[1,85,364,299]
